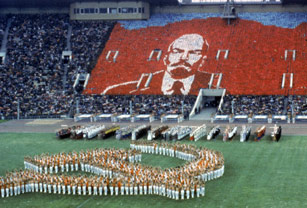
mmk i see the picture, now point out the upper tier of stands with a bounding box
[119,13,307,30]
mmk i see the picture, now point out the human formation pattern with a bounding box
[1,141,224,200]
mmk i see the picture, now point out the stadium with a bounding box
[0,0,307,207]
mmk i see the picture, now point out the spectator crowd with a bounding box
[218,95,286,116]
[0,15,7,49]
[67,20,115,91]
[0,14,114,118]
[0,14,197,119]
[76,95,196,119]
[0,14,306,120]
[288,96,307,115]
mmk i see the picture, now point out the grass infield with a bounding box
[0,133,307,208]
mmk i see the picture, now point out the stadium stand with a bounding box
[76,95,195,119]
[0,12,307,121]
[0,14,195,119]
[69,20,115,82]
[217,95,285,115]
[119,13,307,30]
[288,95,307,115]
[1,14,69,118]
[0,16,7,49]
[0,14,115,118]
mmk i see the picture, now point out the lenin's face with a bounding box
[164,34,208,80]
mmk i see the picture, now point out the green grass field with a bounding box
[0,133,307,208]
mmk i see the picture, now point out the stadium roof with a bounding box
[0,0,305,8]
[0,0,179,8]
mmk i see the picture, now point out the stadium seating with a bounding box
[68,20,115,87]
[0,13,307,119]
[118,13,307,30]
[217,95,285,115]
[0,14,114,118]
[0,16,7,49]
[76,94,195,119]
[288,95,307,115]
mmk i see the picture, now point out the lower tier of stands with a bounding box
[0,95,196,121]
[2,94,307,124]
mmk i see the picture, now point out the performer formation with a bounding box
[0,141,224,200]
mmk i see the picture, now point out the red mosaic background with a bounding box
[84,18,307,95]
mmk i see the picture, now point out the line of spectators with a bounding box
[76,95,196,119]
[288,96,307,115]
[218,95,285,116]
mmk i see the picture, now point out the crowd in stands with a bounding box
[77,95,196,119]
[288,96,307,115]
[1,13,307,120]
[68,20,115,90]
[0,16,7,49]
[218,95,285,116]
[70,20,114,73]
[0,14,116,118]
[0,14,195,119]
[1,14,69,118]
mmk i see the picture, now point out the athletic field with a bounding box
[0,132,306,208]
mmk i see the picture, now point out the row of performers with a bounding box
[207,124,282,142]
[0,169,207,200]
